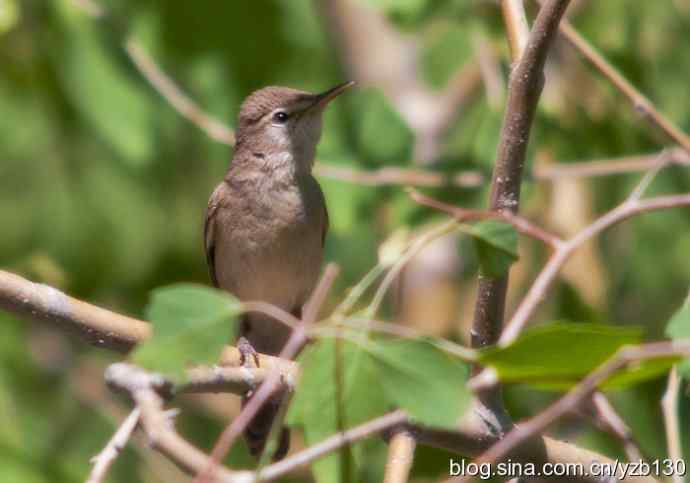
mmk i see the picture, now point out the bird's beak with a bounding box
[308,81,356,111]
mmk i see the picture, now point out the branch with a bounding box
[313,163,485,188]
[86,408,141,483]
[590,392,643,462]
[533,148,690,180]
[0,269,149,352]
[498,192,690,346]
[382,429,416,483]
[105,363,253,483]
[0,269,297,395]
[410,189,563,248]
[466,0,571,451]
[259,410,408,481]
[501,0,530,62]
[471,0,571,352]
[661,366,684,483]
[452,341,690,482]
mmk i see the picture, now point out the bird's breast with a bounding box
[214,177,324,313]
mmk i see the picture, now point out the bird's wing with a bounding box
[204,183,223,288]
[312,176,329,246]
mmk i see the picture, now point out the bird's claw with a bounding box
[238,336,260,369]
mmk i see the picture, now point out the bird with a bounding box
[204,81,354,460]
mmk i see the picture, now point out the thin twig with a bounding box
[533,148,690,180]
[383,429,417,483]
[626,150,671,202]
[259,410,408,481]
[410,189,564,248]
[124,41,235,146]
[86,408,141,483]
[470,0,572,358]
[498,192,690,346]
[591,392,643,462]
[661,366,684,483]
[314,163,485,188]
[501,0,530,62]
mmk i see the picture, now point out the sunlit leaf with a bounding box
[479,323,643,388]
[131,284,241,383]
[287,338,387,483]
[369,338,470,427]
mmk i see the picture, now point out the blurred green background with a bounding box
[1,0,689,481]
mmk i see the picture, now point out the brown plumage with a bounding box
[204,82,352,459]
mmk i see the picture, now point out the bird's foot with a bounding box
[237,336,260,369]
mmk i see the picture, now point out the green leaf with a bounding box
[369,338,470,427]
[354,88,413,164]
[131,284,241,383]
[665,297,690,377]
[465,220,518,277]
[287,338,388,483]
[56,0,155,165]
[479,323,643,389]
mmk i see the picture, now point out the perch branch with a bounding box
[105,363,253,483]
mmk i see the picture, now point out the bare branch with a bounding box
[499,192,690,346]
[314,163,485,188]
[533,148,690,180]
[383,429,416,483]
[410,189,564,248]
[105,363,253,483]
[0,269,149,352]
[591,392,643,462]
[662,366,684,483]
[86,408,141,483]
[501,0,530,62]
[124,41,235,146]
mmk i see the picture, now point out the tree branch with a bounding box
[498,192,690,346]
[661,366,684,483]
[382,429,416,483]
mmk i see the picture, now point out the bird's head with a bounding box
[234,82,354,174]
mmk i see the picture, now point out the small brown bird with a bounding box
[204,82,354,459]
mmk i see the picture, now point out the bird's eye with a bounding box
[272,111,289,124]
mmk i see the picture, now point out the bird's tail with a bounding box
[242,388,290,460]
[240,313,293,460]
